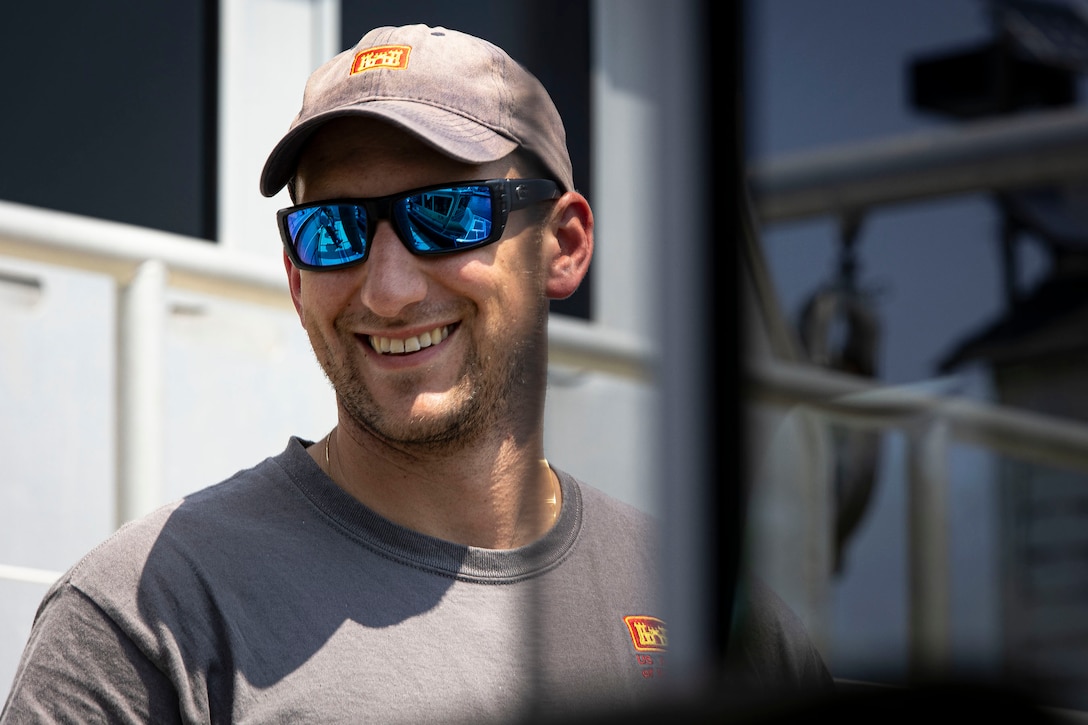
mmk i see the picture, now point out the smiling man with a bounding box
[2,24,830,723]
[284,115,575,551]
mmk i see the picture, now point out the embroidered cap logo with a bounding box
[350,45,412,74]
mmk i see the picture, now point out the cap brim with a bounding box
[259,101,520,197]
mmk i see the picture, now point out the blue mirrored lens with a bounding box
[395,185,494,252]
[286,205,367,267]
[284,184,500,268]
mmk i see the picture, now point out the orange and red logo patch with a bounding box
[625,615,667,679]
[350,45,411,75]
[624,615,667,652]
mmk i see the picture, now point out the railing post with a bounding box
[116,259,167,528]
[907,416,951,678]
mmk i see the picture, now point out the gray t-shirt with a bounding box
[2,438,830,723]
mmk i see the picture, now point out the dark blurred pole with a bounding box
[657,0,744,693]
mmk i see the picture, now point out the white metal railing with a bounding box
[0,199,654,547]
[748,105,1088,223]
[746,104,1088,680]
[749,357,1088,472]
[747,355,1088,675]
[0,564,64,586]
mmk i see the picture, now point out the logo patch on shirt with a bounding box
[624,615,667,652]
[625,615,667,679]
[351,45,411,75]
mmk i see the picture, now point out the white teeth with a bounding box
[369,326,449,355]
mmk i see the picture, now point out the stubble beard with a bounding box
[308,307,548,454]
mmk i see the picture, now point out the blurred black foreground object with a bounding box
[531,679,1068,723]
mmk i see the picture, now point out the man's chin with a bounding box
[366,416,480,449]
[346,395,484,448]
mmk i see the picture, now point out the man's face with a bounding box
[287,118,551,451]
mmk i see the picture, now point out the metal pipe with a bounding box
[547,316,654,383]
[748,106,1088,223]
[907,418,951,677]
[115,260,167,527]
[0,199,288,308]
[747,357,1088,473]
[0,564,64,586]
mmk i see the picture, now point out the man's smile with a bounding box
[368,324,452,355]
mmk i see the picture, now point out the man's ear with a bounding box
[544,191,594,300]
[284,250,305,321]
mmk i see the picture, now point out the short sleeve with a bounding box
[1,583,181,724]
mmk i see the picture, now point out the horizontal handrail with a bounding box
[0,200,288,307]
[0,564,63,586]
[747,355,1088,681]
[748,106,1088,223]
[0,199,655,383]
[747,356,1088,472]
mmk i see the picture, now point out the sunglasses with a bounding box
[278,178,560,271]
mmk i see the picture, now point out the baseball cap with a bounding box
[259,24,575,197]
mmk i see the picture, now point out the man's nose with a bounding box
[357,222,428,317]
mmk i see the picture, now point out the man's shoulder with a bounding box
[567,474,656,525]
[63,441,307,600]
[564,473,658,547]
[724,576,835,699]
[557,473,660,594]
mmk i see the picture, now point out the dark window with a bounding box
[0,1,590,320]
[0,1,218,241]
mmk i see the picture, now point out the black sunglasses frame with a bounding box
[278,178,561,271]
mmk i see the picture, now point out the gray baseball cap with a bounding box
[260,24,575,197]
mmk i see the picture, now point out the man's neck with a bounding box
[308,424,560,549]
